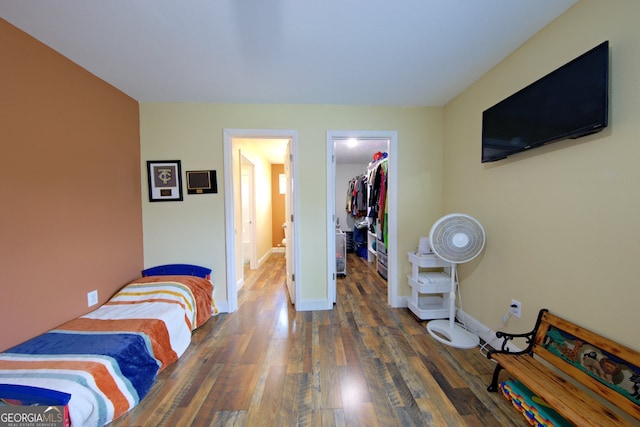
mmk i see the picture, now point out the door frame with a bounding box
[284,139,296,304]
[223,128,300,312]
[326,130,399,307]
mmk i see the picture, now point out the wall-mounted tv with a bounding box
[481,41,609,163]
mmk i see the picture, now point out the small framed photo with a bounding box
[186,170,218,194]
[147,160,183,202]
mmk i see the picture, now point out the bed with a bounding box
[0,264,217,427]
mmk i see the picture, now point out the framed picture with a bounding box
[186,170,217,194]
[147,160,183,202]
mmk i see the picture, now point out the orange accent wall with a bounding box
[0,19,143,351]
[271,165,285,247]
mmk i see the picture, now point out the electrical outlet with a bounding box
[87,290,98,307]
[510,299,522,318]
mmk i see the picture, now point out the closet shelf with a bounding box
[366,231,376,263]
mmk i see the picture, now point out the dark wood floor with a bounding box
[109,252,525,426]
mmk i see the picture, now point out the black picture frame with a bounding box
[147,160,183,202]
[186,170,218,194]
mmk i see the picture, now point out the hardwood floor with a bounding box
[109,252,525,426]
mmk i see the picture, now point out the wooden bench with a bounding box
[487,309,640,426]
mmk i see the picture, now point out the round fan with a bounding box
[427,213,486,349]
[429,214,485,264]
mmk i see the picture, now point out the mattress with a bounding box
[0,273,215,427]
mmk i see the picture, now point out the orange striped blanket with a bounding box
[0,275,215,427]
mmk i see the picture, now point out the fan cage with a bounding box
[429,214,485,264]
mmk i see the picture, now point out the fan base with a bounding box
[427,319,479,349]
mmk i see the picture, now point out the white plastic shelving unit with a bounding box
[367,231,376,263]
[336,230,346,276]
[407,252,453,320]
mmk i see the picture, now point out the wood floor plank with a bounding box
[108,252,528,427]
[414,332,475,390]
[338,365,372,406]
[333,328,348,367]
[205,410,246,427]
[407,355,467,425]
[206,363,259,411]
[244,365,286,426]
[359,355,401,426]
[315,324,343,409]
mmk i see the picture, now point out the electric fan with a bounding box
[426,213,486,349]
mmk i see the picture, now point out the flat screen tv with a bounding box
[481,41,609,163]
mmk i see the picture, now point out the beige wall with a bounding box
[140,104,443,306]
[0,19,142,351]
[443,0,640,349]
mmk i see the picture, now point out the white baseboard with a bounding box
[258,251,271,266]
[296,298,333,311]
[214,299,229,314]
[456,308,521,352]
[397,295,409,308]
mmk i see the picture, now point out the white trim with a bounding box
[223,130,238,312]
[296,298,334,311]
[285,138,299,307]
[223,128,300,312]
[456,308,522,352]
[326,130,399,307]
[258,250,271,266]
[214,300,230,314]
[326,139,337,306]
[397,295,409,308]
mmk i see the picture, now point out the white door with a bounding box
[284,139,296,304]
[240,154,257,272]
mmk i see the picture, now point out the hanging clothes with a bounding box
[368,158,385,219]
[354,175,368,214]
[375,160,388,249]
[345,153,389,248]
[345,174,368,218]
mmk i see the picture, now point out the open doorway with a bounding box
[326,130,398,307]
[223,129,299,312]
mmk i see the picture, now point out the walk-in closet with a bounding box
[334,138,389,281]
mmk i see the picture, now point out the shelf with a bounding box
[406,251,452,321]
[407,251,451,268]
[377,238,387,279]
[407,275,451,294]
[366,231,376,263]
[408,297,450,319]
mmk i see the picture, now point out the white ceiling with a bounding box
[1,1,577,165]
[334,138,390,164]
[1,0,577,107]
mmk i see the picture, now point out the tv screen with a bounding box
[482,41,609,163]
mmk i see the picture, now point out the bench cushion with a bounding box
[500,380,571,427]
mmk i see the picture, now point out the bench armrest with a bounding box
[487,330,536,358]
[487,308,549,359]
